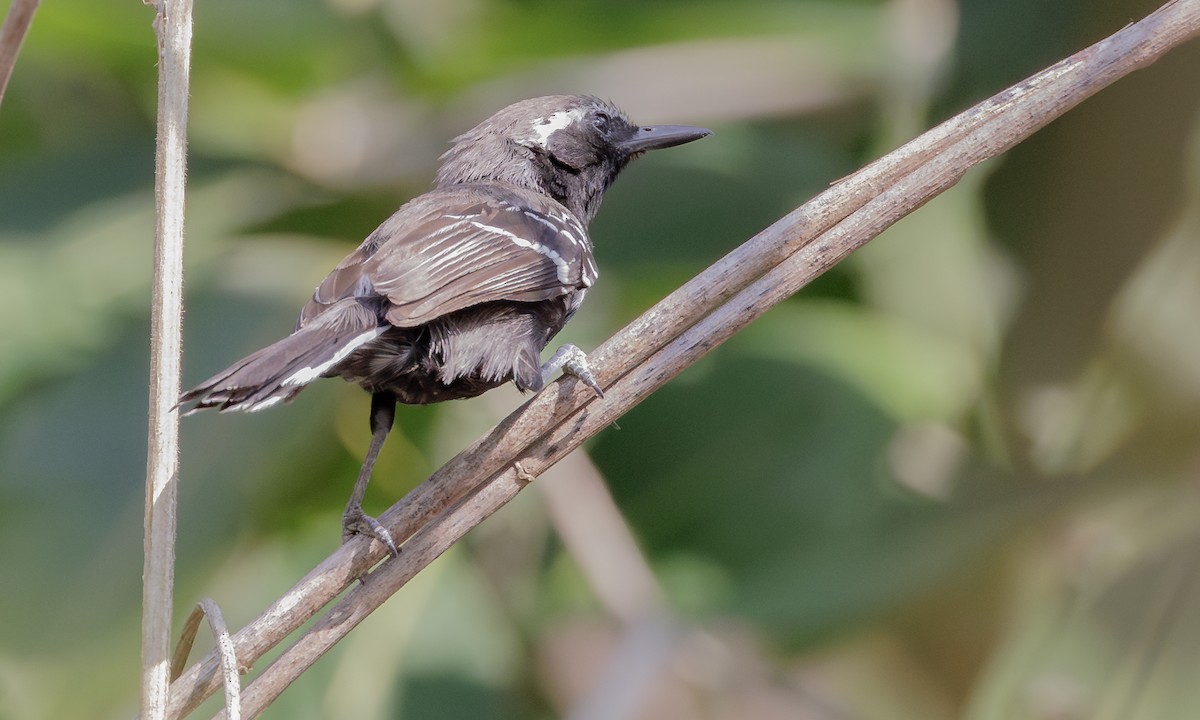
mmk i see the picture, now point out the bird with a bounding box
[180,95,711,556]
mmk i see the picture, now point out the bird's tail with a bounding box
[180,299,384,414]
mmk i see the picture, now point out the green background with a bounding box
[2,0,1200,718]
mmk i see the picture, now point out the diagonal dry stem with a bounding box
[156,2,1200,717]
[0,0,38,109]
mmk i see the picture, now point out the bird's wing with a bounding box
[299,185,597,329]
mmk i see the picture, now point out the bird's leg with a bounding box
[542,344,604,398]
[342,391,399,557]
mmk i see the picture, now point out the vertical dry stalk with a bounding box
[143,1,194,718]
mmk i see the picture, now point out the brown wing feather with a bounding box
[298,183,596,329]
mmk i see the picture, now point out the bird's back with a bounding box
[298,182,597,403]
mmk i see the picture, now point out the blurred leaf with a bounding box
[739,300,983,421]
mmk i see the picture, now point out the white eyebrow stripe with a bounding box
[529,108,585,147]
[467,220,572,284]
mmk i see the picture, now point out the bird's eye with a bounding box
[592,112,610,134]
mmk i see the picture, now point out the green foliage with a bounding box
[2,0,1200,718]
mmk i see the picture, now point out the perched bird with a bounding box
[181,95,710,555]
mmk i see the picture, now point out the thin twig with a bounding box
[538,452,666,624]
[539,453,678,718]
[160,2,1200,717]
[172,600,242,720]
[0,0,39,109]
[143,1,193,719]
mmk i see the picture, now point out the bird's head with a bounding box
[436,95,710,223]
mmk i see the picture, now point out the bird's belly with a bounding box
[330,300,569,405]
[328,328,502,404]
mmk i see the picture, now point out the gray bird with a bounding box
[181,95,710,555]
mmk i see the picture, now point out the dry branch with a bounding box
[159,1,1200,717]
[0,0,39,109]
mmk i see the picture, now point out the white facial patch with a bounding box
[528,108,586,147]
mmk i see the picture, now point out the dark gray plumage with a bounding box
[181,95,710,555]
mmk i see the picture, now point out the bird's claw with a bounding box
[542,343,604,398]
[343,507,399,558]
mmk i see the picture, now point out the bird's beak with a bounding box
[618,124,712,153]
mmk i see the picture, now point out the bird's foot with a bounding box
[542,344,604,398]
[342,506,399,558]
